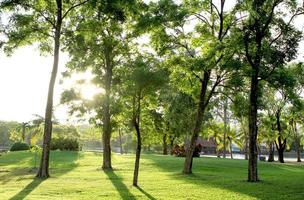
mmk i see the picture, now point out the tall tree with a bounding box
[1,0,89,178]
[63,0,135,169]
[239,0,303,181]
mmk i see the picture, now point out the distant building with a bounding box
[196,137,217,154]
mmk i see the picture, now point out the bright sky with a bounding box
[0,1,303,123]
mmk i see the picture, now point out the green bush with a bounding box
[10,142,30,151]
[51,138,80,151]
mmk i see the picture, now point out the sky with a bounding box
[0,1,303,123]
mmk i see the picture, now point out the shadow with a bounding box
[104,170,136,200]
[9,178,44,200]
[136,186,156,200]
[143,154,304,200]
[1,151,82,199]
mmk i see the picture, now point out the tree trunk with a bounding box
[268,141,275,162]
[223,99,227,158]
[37,1,62,178]
[163,133,168,155]
[133,121,141,187]
[294,123,301,162]
[170,136,175,155]
[248,67,259,182]
[275,110,286,163]
[296,138,301,162]
[183,71,210,174]
[102,45,113,170]
[119,128,123,155]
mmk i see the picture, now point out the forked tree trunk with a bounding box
[268,141,275,162]
[248,67,259,182]
[37,1,62,178]
[102,45,113,170]
[163,133,168,155]
[183,71,210,174]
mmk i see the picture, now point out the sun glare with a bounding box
[80,85,105,100]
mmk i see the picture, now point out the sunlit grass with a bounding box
[0,151,304,199]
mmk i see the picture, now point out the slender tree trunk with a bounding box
[102,46,113,170]
[223,99,227,158]
[133,121,141,187]
[294,123,301,162]
[133,94,142,187]
[163,133,168,155]
[296,138,301,162]
[119,128,123,155]
[37,1,62,178]
[268,141,275,162]
[183,71,210,174]
[275,110,286,163]
[248,67,259,182]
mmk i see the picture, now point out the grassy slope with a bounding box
[0,151,304,200]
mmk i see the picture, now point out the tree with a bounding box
[140,0,241,174]
[1,0,89,178]
[239,0,303,181]
[62,0,136,169]
[118,54,166,186]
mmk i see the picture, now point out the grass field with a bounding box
[0,151,304,200]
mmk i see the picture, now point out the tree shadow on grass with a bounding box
[9,178,44,200]
[143,154,304,200]
[4,151,81,199]
[104,170,136,200]
[136,186,157,200]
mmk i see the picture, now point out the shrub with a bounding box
[51,138,80,151]
[10,142,30,151]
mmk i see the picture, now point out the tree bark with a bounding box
[102,45,113,170]
[248,67,259,182]
[37,0,62,178]
[183,70,210,174]
[163,133,168,155]
[268,141,275,162]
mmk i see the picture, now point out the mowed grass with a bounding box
[0,151,304,200]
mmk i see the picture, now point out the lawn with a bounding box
[0,151,304,200]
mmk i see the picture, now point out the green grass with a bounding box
[0,151,304,200]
